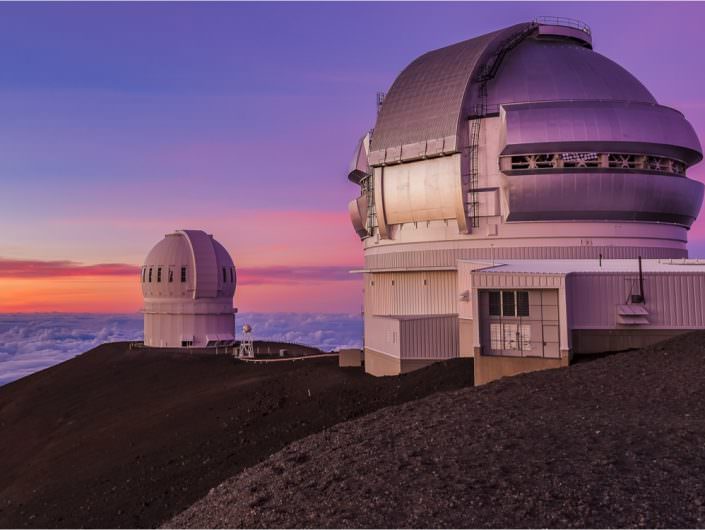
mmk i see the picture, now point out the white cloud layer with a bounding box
[0,313,362,386]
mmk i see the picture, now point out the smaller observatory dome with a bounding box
[141,230,236,348]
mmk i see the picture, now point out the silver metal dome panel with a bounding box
[370,23,531,155]
[486,39,656,108]
[504,171,704,227]
[501,101,703,165]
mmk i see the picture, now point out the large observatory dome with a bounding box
[347,19,705,379]
[141,230,236,348]
[349,18,703,267]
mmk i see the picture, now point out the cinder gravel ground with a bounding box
[166,332,705,529]
[0,343,472,528]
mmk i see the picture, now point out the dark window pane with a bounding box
[223,267,227,283]
[168,268,173,283]
[181,267,187,283]
[489,291,501,316]
[502,291,515,317]
[517,291,530,317]
[148,268,153,283]
[157,267,162,283]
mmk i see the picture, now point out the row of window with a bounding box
[501,152,686,176]
[489,290,530,317]
[141,266,235,284]
[141,266,187,284]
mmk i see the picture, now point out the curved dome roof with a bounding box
[369,21,660,159]
[370,23,530,154]
[486,39,655,107]
[142,230,236,300]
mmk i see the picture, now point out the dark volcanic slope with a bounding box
[167,332,705,529]
[0,343,472,529]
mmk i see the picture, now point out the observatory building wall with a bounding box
[348,18,705,380]
[568,270,705,353]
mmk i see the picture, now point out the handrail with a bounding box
[533,16,591,36]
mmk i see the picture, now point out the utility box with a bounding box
[339,349,363,368]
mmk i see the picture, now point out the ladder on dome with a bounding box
[467,23,538,230]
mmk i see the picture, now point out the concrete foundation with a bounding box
[572,329,688,354]
[474,349,570,386]
[364,348,439,377]
[339,348,364,368]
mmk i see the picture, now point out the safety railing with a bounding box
[533,16,591,36]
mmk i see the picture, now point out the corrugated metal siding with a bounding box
[472,272,564,289]
[365,246,685,269]
[399,315,458,359]
[365,271,457,316]
[569,272,705,329]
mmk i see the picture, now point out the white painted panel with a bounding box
[367,271,458,316]
[364,315,401,358]
[382,155,461,224]
[542,325,559,342]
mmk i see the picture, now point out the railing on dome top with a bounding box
[533,16,592,36]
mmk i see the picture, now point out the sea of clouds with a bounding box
[0,312,363,386]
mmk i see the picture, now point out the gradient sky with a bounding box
[1,1,705,313]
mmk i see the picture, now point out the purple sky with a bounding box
[0,2,704,312]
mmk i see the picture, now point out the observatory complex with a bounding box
[141,229,236,348]
[347,18,705,382]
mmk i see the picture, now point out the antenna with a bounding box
[630,256,645,304]
[376,92,385,114]
[638,256,645,303]
[238,323,254,358]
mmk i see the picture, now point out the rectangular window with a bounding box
[516,291,530,317]
[223,267,227,283]
[157,267,162,283]
[502,291,515,317]
[168,268,174,283]
[489,291,501,316]
[230,267,234,283]
[148,268,153,283]
[181,267,187,283]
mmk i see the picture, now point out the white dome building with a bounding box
[141,229,236,348]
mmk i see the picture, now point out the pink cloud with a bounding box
[0,257,358,286]
[0,258,140,278]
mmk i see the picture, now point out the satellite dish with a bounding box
[243,323,252,333]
